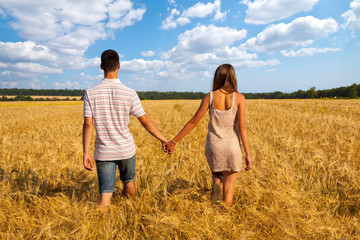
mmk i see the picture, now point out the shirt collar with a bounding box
[101,78,121,84]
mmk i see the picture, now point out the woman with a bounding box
[165,64,252,206]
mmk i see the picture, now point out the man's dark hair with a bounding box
[101,49,119,72]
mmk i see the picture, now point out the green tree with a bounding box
[349,83,358,98]
[307,87,317,99]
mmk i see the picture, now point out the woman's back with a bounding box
[208,89,239,132]
[212,89,235,111]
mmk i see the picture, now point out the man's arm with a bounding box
[137,114,168,145]
[83,117,94,171]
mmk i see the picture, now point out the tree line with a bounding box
[0,88,85,97]
[137,91,206,100]
[0,83,358,101]
[243,84,359,99]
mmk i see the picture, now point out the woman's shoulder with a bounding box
[235,92,246,106]
[203,92,212,99]
[236,92,245,100]
[200,92,211,103]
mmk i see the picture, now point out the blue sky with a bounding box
[0,0,359,93]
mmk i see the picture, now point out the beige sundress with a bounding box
[205,91,242,172]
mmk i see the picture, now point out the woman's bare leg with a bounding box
[222,171,238,206]
[212,172,222,203]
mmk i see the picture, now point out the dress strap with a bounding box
[209,91,213,108]
[232,92,236,105]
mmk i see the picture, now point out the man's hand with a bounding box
[162,142,169,153]
[164,141,176,155]
[83,153,94,171]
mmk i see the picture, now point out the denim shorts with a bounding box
[95,155,136,193]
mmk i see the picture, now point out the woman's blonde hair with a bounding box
[212,64,238,93]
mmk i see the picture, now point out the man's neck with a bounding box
[104,71,118,79]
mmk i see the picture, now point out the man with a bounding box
[83,49,169,207]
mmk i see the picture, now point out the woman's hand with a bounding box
[245,155,252,171]
[164,141,176,155]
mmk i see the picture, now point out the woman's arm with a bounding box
[237,94,252,170]
[166,93,210,152]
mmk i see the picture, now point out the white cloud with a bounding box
[161,0,226,30]
[30,79,47,89]
[3,0,109,42]
[241,16,339,52]
[0,62,63,74]
[107,1,146,29]
[342,0,360,32]
[0,80,19,88]
[121,59,173,73]
[76,72,102,81]
[281,47,341,57]
[0,72,47,88]
[86,57,101,68]
[50,56,100,70]
[203,71,212,78]
[74,73,103,89]
[1,0,145,41]
[53,80,80,89]
[1,70,36,79]
[233,58,280,69]
[1,71,10,76]
[168,0,176,6]
[47,25,108,56]
[0,0,145,76]
[183,0,224,19]
[0,41,57,62]
[161,9,181,30]
[242,0,319,25]
[162,24,247,60]
[141,50,155,57]
[0,7,6,17]
[119,24,279,80]
[127,75,160,86]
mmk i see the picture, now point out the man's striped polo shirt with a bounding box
[83,78,145,161]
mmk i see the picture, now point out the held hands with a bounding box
[162,140,176,155]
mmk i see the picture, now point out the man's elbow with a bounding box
[83,122,93,130]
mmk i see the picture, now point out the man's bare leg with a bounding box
[122,180,136,198]
[98,192,113,208]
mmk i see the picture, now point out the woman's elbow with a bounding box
[188,119,199,127]
[238,126,247,134]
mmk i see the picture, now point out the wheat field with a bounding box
[0,99,359,239]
